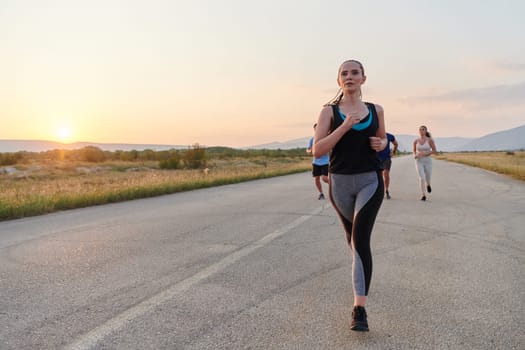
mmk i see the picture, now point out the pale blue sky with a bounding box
[1,0,524,147]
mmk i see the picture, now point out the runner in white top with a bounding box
[413,125,437,201]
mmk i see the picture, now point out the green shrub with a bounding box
[80,146,106,163]
[183,144,207,169]
[159,150,182,169]
[0,152,23,166]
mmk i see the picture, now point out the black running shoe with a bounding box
[427,185,432,193]
[421,195,426,201]
[318,193,325,200]
[350,306,369,331]
[386,191,391,199]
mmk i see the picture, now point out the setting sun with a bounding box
[56,126,72,143]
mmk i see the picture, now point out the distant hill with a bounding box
[2,124,523,153]
[246,124,525,152]
[455,124,525,151]
[0,140,189,153]
[242,137,311,150]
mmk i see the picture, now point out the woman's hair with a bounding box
[325,60,365,106]
[420,125,431,138]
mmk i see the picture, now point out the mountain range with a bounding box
[1,124,524,153]
[246,124,525,152]
[0,140,189,153]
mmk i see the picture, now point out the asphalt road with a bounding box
[1,156,523,349]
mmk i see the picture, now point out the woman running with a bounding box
[313,59,387,332]
[413,125,438,201]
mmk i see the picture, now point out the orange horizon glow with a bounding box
[1,2,524,148]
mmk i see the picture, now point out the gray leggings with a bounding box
[415,157,432,194]
[329,171,384,296]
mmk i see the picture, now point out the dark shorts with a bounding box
[380,158,392,171]
[312,164,329,177]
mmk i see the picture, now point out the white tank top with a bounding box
[416,139,432,152]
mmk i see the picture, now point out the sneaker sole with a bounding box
[350,325,369,332]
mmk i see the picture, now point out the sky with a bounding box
[1,0,524,148]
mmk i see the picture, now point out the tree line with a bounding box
[0,145,307,170]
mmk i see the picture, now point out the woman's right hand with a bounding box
[341,114,362,131]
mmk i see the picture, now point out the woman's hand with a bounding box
[414,151,426,159]
[340,113,363,132]
[369,136,386,152]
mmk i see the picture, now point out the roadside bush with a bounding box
[0,152,23,166]
[80,146,106,163]
[119,150,139,161]
[159,150,182,169]
[138,149,157,161]
[184,144,207,169]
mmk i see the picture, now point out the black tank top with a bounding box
[329,102,382,174]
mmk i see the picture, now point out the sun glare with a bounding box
[56,126,72,143]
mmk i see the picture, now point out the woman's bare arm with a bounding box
[429,138,438,155]
[312,105,358,158]
[370,104,387,151]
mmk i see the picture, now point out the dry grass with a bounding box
[436,151,525,181]
[0,158,311,220]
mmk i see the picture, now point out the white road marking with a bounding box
[64,205,327,350]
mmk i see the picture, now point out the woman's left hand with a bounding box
[369,137,386,152]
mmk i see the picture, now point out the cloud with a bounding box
[491,61,525,72]
[401,81,525,109]
[463,59,525,73]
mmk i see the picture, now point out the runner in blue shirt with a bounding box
[306,123,329,199]
[377,132,398,199]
